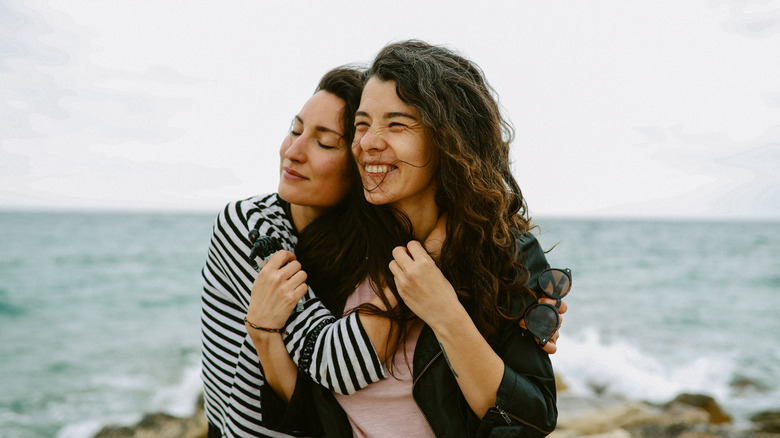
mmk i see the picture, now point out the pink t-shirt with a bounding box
[333,279,435,437]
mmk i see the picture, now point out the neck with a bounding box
[289,204,327,233]
[394,193,440,241]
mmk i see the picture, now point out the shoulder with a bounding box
[213,193,284,227]
[515,232,548,275]
[210,193,291,238]
[219,193,297,250]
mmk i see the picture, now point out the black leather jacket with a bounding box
[264,233,558,437]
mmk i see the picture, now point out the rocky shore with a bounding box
[93,378,779,437]
[93,394,207,438]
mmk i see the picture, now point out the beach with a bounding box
[90,378,780,437]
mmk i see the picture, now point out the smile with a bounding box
[283,167,307,180]
[364,164,396,174]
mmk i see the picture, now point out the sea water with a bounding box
[0,211,778,437]
[0,211,212,438]
[539,217,780,429]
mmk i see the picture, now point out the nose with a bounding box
[356,125,387,153]
[283,134,307,163]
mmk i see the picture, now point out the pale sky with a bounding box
[2,0,779,219]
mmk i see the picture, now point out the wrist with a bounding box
[428,301,470,337]
[244,317,288,335]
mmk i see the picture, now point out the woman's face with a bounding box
[277,90,352,209]
[352,77,439,213]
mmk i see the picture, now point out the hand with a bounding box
[519,298,568,354]
[388,241,460,328]
[246,250,308,334]
[423,212,448,266]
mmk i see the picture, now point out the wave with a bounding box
[54,362,203,438]
[555,328,733,401]
[553,327,780,424]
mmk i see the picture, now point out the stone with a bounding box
[751,410,780,433]
[555,373,568,392]
[666,393,732,424]
[93,395,207,438]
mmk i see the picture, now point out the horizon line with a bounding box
[1,204,778,224]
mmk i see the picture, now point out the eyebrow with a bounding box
[295,115,341,135]
[355,111,418,121]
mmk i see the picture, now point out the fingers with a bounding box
[261,251,303,281]
[388,259,402,277]
[405,240,430,259]
[537,297,567,315]
[391,245,412,266]
[520,296,566,353]
[542,338,558,354]
[391,241,433,268]
[264,250,297,269]
[389,241,434,291]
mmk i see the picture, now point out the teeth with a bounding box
[365,165,393,173]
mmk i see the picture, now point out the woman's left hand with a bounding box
[389,240,459,327]
[519,297,568,354]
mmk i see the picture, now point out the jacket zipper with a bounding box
[493,404,554,435]
[412,351,442,433]
[495,404,512,424]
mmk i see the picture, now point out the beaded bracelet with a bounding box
[244,317,288,335]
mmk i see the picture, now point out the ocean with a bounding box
[0,211,778,437]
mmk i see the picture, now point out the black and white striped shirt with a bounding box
[200,194,385,437]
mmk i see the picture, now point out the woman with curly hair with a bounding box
[249,40,564,437]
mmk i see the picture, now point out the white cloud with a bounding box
[2,0,779,218]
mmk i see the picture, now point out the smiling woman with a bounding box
[353,77,440,219]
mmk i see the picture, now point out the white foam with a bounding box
[149,362,203,416]
[56,419,121,438]
[55,362,203,438]
[553,327,736,403]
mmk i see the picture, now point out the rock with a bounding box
[730,376,770,393]
[666,393,732,424]
[751,410,780,433]
[549,392,775,438]
[562,402,660,435]
[555,373,568,392]
[93,394,207,438]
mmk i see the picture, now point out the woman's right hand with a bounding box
[246,250,308,333]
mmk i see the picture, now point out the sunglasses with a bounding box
[523,268,572,347]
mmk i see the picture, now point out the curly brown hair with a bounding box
[370,40,535,333]
[298,41,537,363]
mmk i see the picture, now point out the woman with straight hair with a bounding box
[200,66,383,438]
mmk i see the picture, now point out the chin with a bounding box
[363,191,392,206]
[277,187,300,204]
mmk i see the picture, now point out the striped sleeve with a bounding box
[282,288,387,395]
[201,195,298,438]
[202,192,387,438]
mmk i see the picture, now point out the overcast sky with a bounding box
[2,0,779,219]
